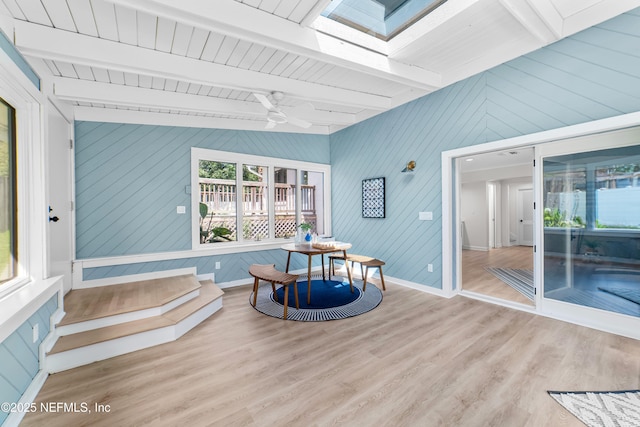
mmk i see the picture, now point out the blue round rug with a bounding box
[250,275,383,321]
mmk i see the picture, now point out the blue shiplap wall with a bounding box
[330,8,640,289]
[77,9,640,286]
[75,123,330,282]
[83,249,314,283]
[0,295,57,426]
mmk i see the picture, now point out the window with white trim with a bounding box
[0,97,16,284]
[191,148,331,249]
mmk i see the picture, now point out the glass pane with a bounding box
[274,167,296,238]
[543,145,640,317]
[595,163,640,229]
[198,160,237,242]
[242,164,268,241]
[321,0,446,41]
[0,98,16,283]
[302,171,324,235]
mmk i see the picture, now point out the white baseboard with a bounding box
[74,267,197,289]
[462,245,489,251]
[386,275,452,297]
[3,369,48,427]
[217,266,450,299]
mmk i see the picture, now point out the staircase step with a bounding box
[163,280,223,323]
[59,274,202,326]
[56,275,204,335]
[46,280,224,373]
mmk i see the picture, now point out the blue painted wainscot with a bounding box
[0,295,58,426]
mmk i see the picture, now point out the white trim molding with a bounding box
[442,111,640,340]
[73,267,197,289]
[191,147,332,251]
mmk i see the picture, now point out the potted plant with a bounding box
[299,223,313,243]
[200,202,232,243]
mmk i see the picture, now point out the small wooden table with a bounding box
[281,242,354,304]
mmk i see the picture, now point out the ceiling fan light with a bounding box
[267,110,287,124]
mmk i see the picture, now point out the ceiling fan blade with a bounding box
[264,120,277,129]
[253,93,275,111]
[286,116,312,129]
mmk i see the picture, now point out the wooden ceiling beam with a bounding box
[14,20,390,111]
[53,77,357,125]
[104,0,442,91]
[74,106,332,134]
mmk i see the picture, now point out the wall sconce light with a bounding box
[402,160,416,172]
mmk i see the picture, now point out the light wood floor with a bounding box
[59,275,201,325]
[22,280,640,426]
[462,246,534,306]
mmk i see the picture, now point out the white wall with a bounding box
[461,181,488,250]
[505,178,533,246]
[461,163,532,249]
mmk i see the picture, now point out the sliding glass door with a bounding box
[541,129,640,318]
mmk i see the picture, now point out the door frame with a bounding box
[516,187,533,246]
[487,182,496,249]
[45,98,75,293]
[441,111,640,339]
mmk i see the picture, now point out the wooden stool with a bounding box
[249,264,299,320]
[328,254,372,279]
[361,259,386,291]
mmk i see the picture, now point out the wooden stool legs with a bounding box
[362,261,386,292]
[249,264,300,320]
[282,282,300,320]
[252,278,277,306]
[251,278,299,320]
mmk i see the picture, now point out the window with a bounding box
[595,161,640,229]
[0,98,16,284]
[320,0,446,41]
[274,167,296,238]
[542,141,640,317]
[543,145,640,230]
[192,149,331,249]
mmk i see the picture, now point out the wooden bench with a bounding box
[328,254,386,291]
[249,264,299,320]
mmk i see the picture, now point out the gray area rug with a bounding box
[251,275,382,321]
[485,267,534,301]
[548,390,640,427]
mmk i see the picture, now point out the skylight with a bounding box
[321,0,447,41]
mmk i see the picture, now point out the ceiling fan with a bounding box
[253,91,313,129]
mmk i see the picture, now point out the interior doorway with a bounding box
[442,116,640,340]
[517,188,534,246]
[458,148,535,307]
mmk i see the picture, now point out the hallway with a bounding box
[462,246,534,306]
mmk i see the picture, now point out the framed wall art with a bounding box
[362,177,385,218]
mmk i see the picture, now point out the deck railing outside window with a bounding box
[199,179,316,239]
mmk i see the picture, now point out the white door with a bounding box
[488,182,496,248]
[517,188,534,246]
[46,101,74,293]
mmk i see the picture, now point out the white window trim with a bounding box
[0,51,46,300]
[191,148,332,252]
[0,41,65,351]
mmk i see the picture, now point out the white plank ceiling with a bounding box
[2,0,639,134]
